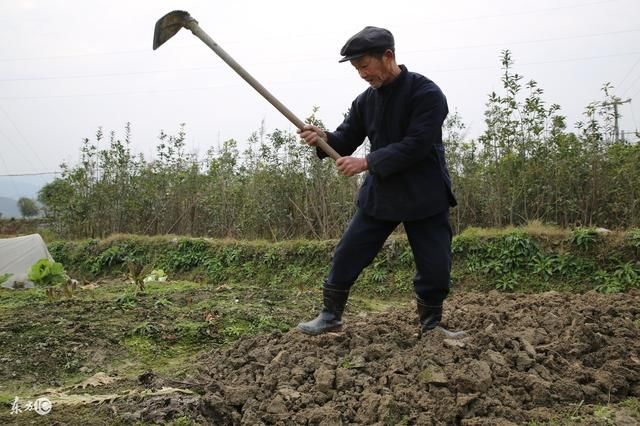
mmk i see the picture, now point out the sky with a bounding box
[0,0,639,193]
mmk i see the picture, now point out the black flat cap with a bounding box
[339,26,394,63]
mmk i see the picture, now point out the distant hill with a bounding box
[0,175,53,199]
[0,197,21,218]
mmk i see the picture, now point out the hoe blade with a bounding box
[153,10,195,50]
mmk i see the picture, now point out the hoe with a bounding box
[153,10,340,160]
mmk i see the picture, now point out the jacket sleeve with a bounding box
[317,97,367,159]
[366,84,448,178]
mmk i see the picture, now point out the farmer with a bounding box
[297,26,456,336]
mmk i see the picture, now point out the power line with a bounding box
[630,101,639,131]
[0,65,222,83]
[0,138,18,196]
[2,28,638,84]
[0,0,622,63]
[0,171,59,177]
[622,72,640,97]
[1,50,638,102]
[0,105,49,173]
[615,54,640,94]
[404,0,622,27]
[0,117,37,180]
[407,28,640,54]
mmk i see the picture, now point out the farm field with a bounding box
[1,230,639,424]
[1,280,639,425]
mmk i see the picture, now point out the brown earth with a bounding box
[6,289,638,425]
[128,290,640,425]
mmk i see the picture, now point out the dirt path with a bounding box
[185,290,640,425]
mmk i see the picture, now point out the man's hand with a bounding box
[298,125,367,176]
[336,156,368,177]
[297,125,327,147]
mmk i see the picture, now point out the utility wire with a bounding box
[0,0,622,63]
[0,119,35,178]
[0,105,49,175]
[631,84,640,100]
[0,151,18,197]
[629,101,639,131]
[0,171,59,177]
[622,72,640,97]
[402,0,622,27]
[2,28,638,84]
[2,50,639,101]
[615,54,640,94]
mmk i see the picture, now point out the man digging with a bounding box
[297,26,459,338]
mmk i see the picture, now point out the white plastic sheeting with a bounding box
[0,234,53,288]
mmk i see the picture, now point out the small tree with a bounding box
[17,197,39,218]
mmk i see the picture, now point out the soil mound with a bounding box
[160,291,640,424]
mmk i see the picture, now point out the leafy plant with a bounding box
[371,260,388,284]
[0,273,10,285]
[154,298,173,308]
[594,271,625,294]
[612,262,639,288]
[621,397,640,418]
[28,259,68,287]
[530,254,557,280]
[499,233,539,269]
[205,257,227,283]
[593,404,615,425]
[627,229,640,263]
[398,246,414,266]
[116,292,138,309]
[130,320,159,337]
[163,239,210,272]
[92,245,125,274]
[495,272,519,291]
[570,228,599,251]
[341,358,356,369]
[144,269,168,283]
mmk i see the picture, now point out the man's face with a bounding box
[350,53,393,89]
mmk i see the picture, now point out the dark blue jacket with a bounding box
[320,65,456,221]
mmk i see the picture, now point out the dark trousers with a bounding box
[327,208,452,306]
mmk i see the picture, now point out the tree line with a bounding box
[37,51,640,240]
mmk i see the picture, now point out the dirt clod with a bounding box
[182,290,640,425]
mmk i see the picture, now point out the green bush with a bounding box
[569,228,600,251]
[47,227,639,295]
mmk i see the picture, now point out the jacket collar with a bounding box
[377,64,407,93]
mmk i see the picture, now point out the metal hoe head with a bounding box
[153,10,197,50]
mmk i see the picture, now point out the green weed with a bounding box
[625,229,640,250]
[115,292,138,309]
[92,244,126,273]
[154,298,173,308]
[130,320,159,337]
[169,416,198,426]
[622,397,640,417]
[593,404,615,425]
[570,228,599,251]
[162,239,210,272]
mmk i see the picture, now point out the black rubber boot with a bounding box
[416,296,443,337]
[297,286,349,335]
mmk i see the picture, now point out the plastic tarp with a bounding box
[0,234,53,288]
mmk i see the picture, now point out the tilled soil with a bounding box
[142,290,640,425]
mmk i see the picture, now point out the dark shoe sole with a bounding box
[296,323,343,336]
